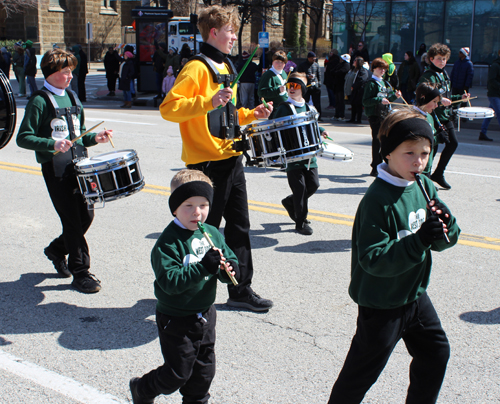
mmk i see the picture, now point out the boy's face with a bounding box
[287,81,304,102]
[173,196,210,231]
[272,59,285,71]
[430,54,448,69]
[372,66,386,78]
[46,66,73,90]
[385,138,431,182]
[210,24,236,55]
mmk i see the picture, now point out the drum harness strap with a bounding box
[34,88,86,177]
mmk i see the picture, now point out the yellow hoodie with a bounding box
[160,59,256,165]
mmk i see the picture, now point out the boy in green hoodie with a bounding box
[382,52,399,91]
[327,109,460,404]
[130,169,239,404]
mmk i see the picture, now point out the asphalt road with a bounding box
[1,78,499,403]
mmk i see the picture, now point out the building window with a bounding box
[49,0,65,12]
[101,0,118,15]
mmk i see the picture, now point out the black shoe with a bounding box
[479,132,493,141]
[107,91,115,96]
[226,292,273,311]
[369,168,378,177]
[347,119,355,123]
[296,221,313,235]
[131,93,136,98]
[130,377,154,404]
[44,247,71,278]
[281,198,295,222]
[430,173,451,190]
[72,273,101,293]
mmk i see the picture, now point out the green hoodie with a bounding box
[382,53,396,76]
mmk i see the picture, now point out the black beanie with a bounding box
[380,117,434,162]
[169,181,213,215]
[287,76,307,97]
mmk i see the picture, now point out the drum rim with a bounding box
[75,149,139,170]
[0,70,17,150]
[243,111,317,133]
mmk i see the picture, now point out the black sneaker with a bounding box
[281,198,295,222]
[479,131,493,141]
[226,292,273,312]
[130,377,154,404]
[44,247,71,278]
[72,273,101,294]
[296,221,313,235]
[430,173,451,190]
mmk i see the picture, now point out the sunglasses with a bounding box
[286,82,301,90]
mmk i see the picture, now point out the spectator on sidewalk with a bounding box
[78,45,88,102]
[324,49,340,110]
[236,50,258,109]
[24,40,38,97]
[450,47,474,106]
[297,51,323,121]
[104,46,120,96]
[13,41,26,97]
[479,49,500,141]
[69,45,81,96]
[332,53,350,121]
[1,46,12,78]
[397,51,420,104]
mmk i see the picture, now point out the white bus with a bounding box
[167,17,203,52]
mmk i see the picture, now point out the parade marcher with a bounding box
[258,50,288,118]
[104,46,120,96]
[160,4,274,312]
[297,51,322,121]
[236,50,258,109]
[13,41,26,97]
[413,82,442,176]
[278,72,329,235]
[78,45,88,102]
[327,109,460,404]
[119,51,135,108]
[16,48,113,294]
[129,169,239,404]
[363,57,402,176]
[161,65,175,97]
[324,49,340,109]
[397,51,420,104]
[479,49,500,141]
[331,53,350,121]
[348,56,370,123]
[418,43,470,190]
[382,53,399,92]
[24,40,38,97]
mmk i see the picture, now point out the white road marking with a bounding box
[446,170,500,179]
[85,117,157,125]
[0,350,127,404]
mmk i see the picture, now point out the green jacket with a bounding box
[16,88,97,164]
[362,78,397,118]
[349,173,460,309]
[258,68,288,116]
[151,221,237,317]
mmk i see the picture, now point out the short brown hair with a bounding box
[371,57,388,71]
[415,82,441,107]
[378,109,426,142]
[40,49,77,73]
[197,5,240,42]
[272,50,288,63]
[170,169,212,192]
[427,43,451,60]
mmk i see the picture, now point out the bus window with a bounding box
[169,25,177,35]
[179,23,193,35]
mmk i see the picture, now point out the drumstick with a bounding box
[448,96,477,105]
[464,90,472,107]
[53,121,104,155]
[414,173,450,244]
[197,221,238,286]
[104,127,115,148]
[286,66,294,80]
[389,102,412,107]
[261,97,269,109]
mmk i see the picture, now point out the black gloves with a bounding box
[418,215,445,246]
[200,248,221,274]
[430,201,451,225]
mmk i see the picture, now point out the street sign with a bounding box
[258,31,269,48]
[86,22,93,41]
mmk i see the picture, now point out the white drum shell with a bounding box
[457,107,495,119]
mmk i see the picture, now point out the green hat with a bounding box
[24,40,33,49]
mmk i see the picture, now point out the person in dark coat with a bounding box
[397,51,421,104]
[1,46,12,77]
[352,40,370,64]
[348,56,370,123]
[104,47,120,96]
[332,54,350,121]
[324,49,340,109]
[119,51,135,108]
[450,47,474,98]
[479,49,500,141]
[179,43,192,60]
[236,50,258,109]
[152,42,166,98]
[297,51,322,120]
[78,45,88,102]
[24,40,38,97]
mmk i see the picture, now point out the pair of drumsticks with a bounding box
[53,121,114,155]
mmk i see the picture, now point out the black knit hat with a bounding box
[168,181,213,215]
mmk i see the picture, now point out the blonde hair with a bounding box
[170,169,212,192]
[197,5,240,42]
[378,109,427,142]
[289,72,307,85]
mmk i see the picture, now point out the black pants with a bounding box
[328,293,450,404]
[188,155,253,299]
[432,120,458,177]
[334,91,345,118]
[78,73,87,102]
[306,88,322,119]
[368,116,383,169]
[138,307,216,403]
[106,74,117,92]
[282,167,319,224]
[350,102,363,122]
[42,162,94,276]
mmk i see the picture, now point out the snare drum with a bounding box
[75,149,144,207]
[318,142,354,162]
[0,70,17,150]
[457,107,495,120]
[243,111,323,167]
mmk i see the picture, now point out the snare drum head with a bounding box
[457,107,495,118]
[76,149,138,169]
[0,70,17,150]
[319,143,354,161]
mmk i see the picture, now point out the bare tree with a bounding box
[91,15,120,59]
[0,0,37,18]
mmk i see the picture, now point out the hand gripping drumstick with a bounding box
[104,127,115,148]
[464,90,472,107]
[197,221,239,285]
[53,121,104,155]
[448,96,477,105]
[414,173,450,244]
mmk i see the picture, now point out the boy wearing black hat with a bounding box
[130,169,239,404]
[328,109,460,404]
